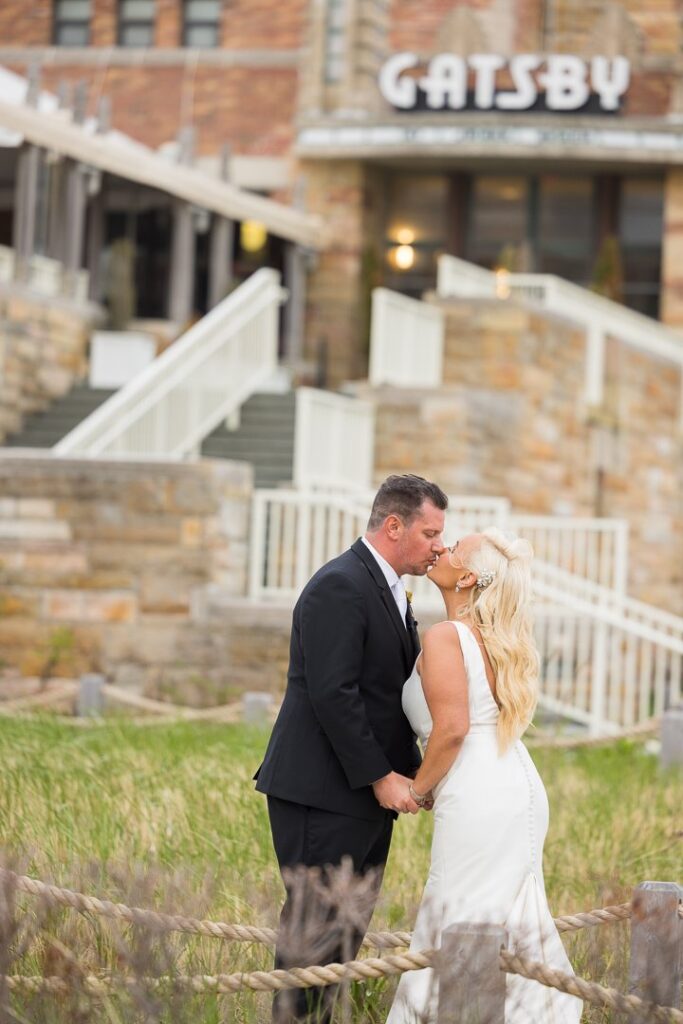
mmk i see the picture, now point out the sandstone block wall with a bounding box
[356,298,683,612]
[0,455,259,699]
[0,292,94,442]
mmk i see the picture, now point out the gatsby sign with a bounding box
[378,54,630,112]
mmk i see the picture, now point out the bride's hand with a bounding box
[422,790,435,811]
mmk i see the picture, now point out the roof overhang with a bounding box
[0,99,327,250]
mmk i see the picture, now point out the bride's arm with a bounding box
[409,622,469,801]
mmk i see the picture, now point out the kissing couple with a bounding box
[255,474,582,1023]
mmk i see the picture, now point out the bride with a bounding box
[386,528,582,1023]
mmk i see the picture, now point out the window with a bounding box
[118,0,155,47]
[324,0,346,83]
[183,0,221,47]
[467,177,528,271]
[53,0,91,45]
[619,177,663,317]
[538,176,594,284]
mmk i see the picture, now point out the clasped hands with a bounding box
[372,771,434,815]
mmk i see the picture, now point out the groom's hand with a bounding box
[372,772,420,814]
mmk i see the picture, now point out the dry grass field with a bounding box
[0,716,680,1022]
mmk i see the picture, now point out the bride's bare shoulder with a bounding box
[421,621,462,650]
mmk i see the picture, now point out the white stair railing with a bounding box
[437,254,683,423]
[510,514,629,593]
[55,268,286,458]
[293,388,375,492]
[532,562,683,733]
[369,287,444,387]
[247,488,681,734]
[249,490,511,601]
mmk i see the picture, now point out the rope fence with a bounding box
[0,680,666,747]
[1,868,653,948]
[3,943,683,1022]
[2,867,682,1022]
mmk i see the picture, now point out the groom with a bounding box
[254,474,447,1022]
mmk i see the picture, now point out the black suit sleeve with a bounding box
[300,572,393,790]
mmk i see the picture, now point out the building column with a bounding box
[46,156,67,262]
[207,146,234,308]
[660,169,683,328]
[12,144,41,283]
[86,173,106,303]
[208,215,234,308]
[168,200,195,323]
[63,159,88,299]
[283,242,307,367]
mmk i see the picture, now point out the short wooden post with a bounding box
[628,881,682,1019]
[242,692,272,726]
[661,706,683,769]
[77,673,105,717]
[437,923,507,1024]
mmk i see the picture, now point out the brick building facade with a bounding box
[2,0,683,382]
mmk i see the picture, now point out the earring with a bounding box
[455,584,461,592]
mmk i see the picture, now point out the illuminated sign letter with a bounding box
[539,55,590,110]
[419,54,467,109]
[496,54,541,109]
[378,52,419,109]
[469,53,506,109]
[591,56,630,111]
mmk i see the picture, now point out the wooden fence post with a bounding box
[661,706,683,768]
[77,673,105,717]
[628,881,682,1020]
[242,692,272,726]
[437,922,507,1024]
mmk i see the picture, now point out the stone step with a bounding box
[4,386,116,448]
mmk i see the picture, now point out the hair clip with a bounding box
[476,570,496,590]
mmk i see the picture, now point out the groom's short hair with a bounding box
[367,475,448,531]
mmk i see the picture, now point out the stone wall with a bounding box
[0,290,94,442]
[355,298,683,612]
[0,454,263,699]
[304,160,386,387]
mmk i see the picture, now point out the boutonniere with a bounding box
[405,590,413,605]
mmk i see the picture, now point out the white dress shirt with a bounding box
[361,536,407,627]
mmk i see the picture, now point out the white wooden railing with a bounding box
[250,490,629,600]
[246,489,679,733]
[293,388,375,492]
[531,562,683,733]
[249,490,511,601]
[369,287,444,387]
[437,254,683,423]
[55,268,286,458]
[0,244,89,303]
[512,514,628,594]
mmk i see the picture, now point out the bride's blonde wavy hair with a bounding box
[453,527,539,751]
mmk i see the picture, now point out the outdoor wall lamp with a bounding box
[241,220,267,252]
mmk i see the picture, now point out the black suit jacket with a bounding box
[254,539,422,821]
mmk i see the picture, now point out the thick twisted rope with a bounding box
[1,870,648,950]
[526,717,660,748]
[4,948,683,1022]
[0,682,77,714]
[499,949,683,1024]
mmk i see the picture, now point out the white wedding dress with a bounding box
[386,620,582,1024]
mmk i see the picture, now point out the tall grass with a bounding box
[0,717,680,1022]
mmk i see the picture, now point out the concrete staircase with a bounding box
[3,385,115,449]
[200,390,296,488]
[4,385,297,489]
